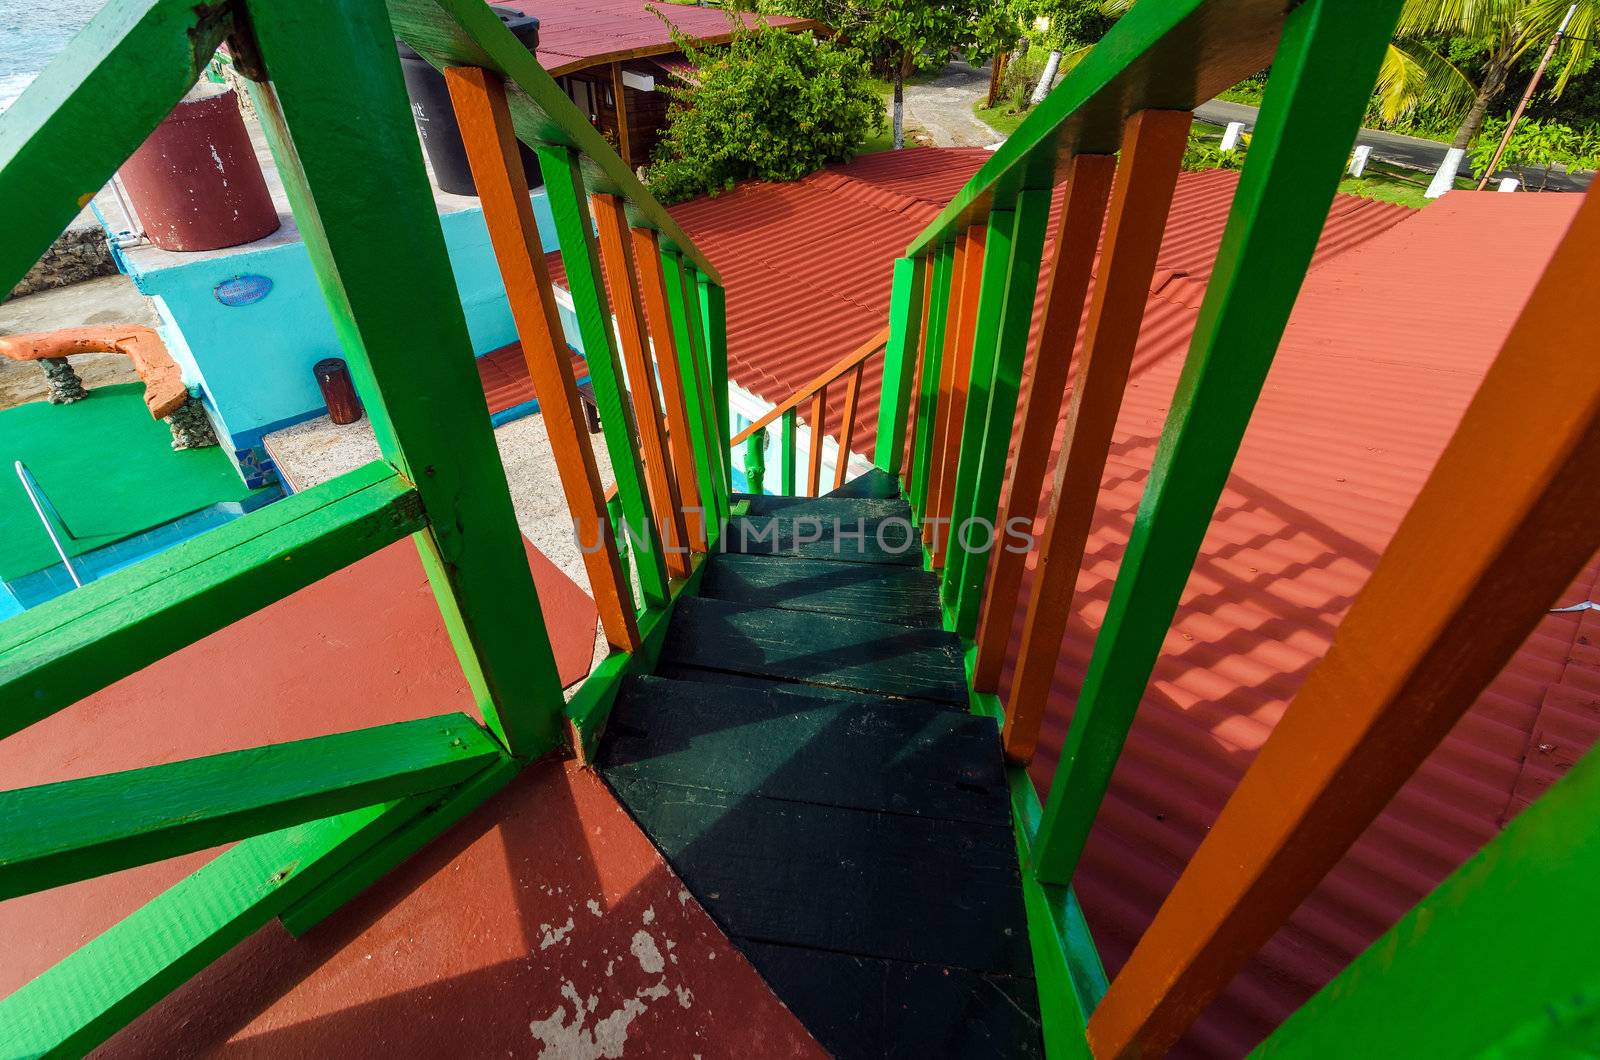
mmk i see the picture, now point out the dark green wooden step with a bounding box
[604,775,1031,975]
[823,467,904,501]
[739,941,1043,1060]
[699,553,942,628]
[724,495,919,567]
[659,596,968,705]
[730,494,909,521]
[601,675,1009,826]
[653,663,898,706]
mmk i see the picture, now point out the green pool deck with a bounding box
[0,384,270,582]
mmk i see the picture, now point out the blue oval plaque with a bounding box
[214,274,273,307]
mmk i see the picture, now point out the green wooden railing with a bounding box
[866,0,1600,1055]
[0,0,728,1051]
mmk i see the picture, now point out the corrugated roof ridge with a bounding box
[1498,562,1600,823]
[807,165,954,217]
[1141,190,1421,313]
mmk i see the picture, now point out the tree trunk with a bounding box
[893,63,905,150]
[1030,49,1062,106]
[986,51,1006,110]
[1451,56,1511,152]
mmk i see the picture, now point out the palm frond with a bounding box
[1375,39,1479,122]
[1520,0,1600,95]
[1395,0,1523,42]
[1055,41,1097,79]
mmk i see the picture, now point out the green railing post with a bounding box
[606,492,634,604]
[682,263,730,520]
[538,144,670,610]
[1032,0,1406,885]
[245,0,565,757]
[910,242,956,523]
[780,409,798,495]
[1256,750,1600,1055]
[697,271,733,487]
[941,189,1051,636]
[744,428,767,495]
[660,247,725,541]
[873,255,928,479]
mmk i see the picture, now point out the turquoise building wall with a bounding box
[120,192,570,485]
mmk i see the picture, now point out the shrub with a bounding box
[1469,116,1600,190]
[647,23,884,204]
[1181,129,1246,172]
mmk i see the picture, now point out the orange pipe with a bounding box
[0,325,187,419]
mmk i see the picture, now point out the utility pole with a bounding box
[1476,3,1579,190]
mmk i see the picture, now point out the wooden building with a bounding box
[499,0,821,168]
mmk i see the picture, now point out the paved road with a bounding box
[901,61,1005,149]
[1195,99,1592,192]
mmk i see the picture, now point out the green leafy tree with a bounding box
[1378,0,1600,151]
[1468,114,1600,188]
[770,0,972,148]
[1026,0,1122,105]
[647,23,883,203]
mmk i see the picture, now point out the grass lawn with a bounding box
[973,100,1028,138]
[859,74,933,154]
[1190,121,1470,208]
[1338,159,1473,208]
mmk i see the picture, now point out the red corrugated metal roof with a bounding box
[494,0,815,75]
[1001,191,1590,1056]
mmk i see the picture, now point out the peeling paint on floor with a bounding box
[86,759,825,1058]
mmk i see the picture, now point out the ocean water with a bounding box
[0,1,108,110]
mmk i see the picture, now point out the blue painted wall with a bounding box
[123,191,564,467]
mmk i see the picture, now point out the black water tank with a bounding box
[398,7,542,196]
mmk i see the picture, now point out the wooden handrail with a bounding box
[730,326,890,448]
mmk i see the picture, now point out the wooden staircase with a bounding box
[599,470,1043,1056]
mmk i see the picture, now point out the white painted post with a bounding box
[1349,145,1372,178]
[1426,148,1465,199]
[1220,121,1245,152]
[1498,177,1521,193]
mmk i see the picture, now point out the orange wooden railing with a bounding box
[730,326,890,496]
[447,66,723,651]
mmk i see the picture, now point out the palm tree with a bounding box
[1048,0,1593,159]
[1376,0,1596,152]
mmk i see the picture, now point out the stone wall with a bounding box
[7,226,117,300]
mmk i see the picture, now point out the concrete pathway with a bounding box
[1196,98,1592,192]
[901,61,1004,149]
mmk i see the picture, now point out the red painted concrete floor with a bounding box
[98,758,825,1057]
[2,537,609,1014]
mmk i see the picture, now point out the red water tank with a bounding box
[118,83,280,252]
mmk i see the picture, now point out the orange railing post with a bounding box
[973,153,1115,694]
[1000,110,1190,763]
[445,65,639,651]
[632,227,707,552]
[806,386,827,496]
[1085,177,1600,1060]
[834,361,865,491]
[592,192,692,578]
[928,227,986,569]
